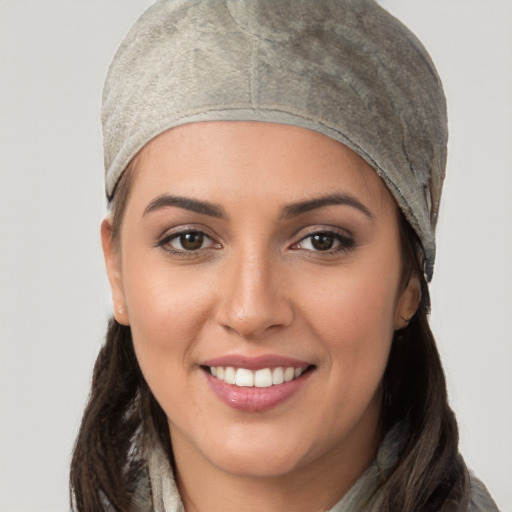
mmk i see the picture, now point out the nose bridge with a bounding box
[217,242,292,339]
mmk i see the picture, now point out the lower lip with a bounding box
[204,370,312,412]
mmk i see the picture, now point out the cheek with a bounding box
[124,273,218,425]
[298,260,399,390]
[303,262,399,340]
[120,250,217,388]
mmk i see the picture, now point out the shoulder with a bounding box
[468,472,500,512]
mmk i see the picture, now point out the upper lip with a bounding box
[202,354,312,371]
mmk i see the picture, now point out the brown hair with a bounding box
[70,166,469,511]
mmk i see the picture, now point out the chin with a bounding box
[212,448,304,479]
[196,427,314,478]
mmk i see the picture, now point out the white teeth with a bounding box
[284,367,295,382]
[235,368,254,387]
[209,365,307,387]
[224,367,236,385]
[272,367,284,385]
[254,368,272,388]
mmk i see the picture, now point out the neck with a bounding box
[176,457,374,512]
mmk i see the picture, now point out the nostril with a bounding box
[218,306,293,340]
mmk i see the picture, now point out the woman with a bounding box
[70,1,499,510]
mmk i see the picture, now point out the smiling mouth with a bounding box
[204,365,314,388]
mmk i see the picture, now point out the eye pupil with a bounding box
[180,232,204,250]
[311,233,334,251]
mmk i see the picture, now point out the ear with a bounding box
[101,217,129,326]
[394,273,421,330]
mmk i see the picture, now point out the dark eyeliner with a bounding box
[155,228,220,257]
[294,228,356,254]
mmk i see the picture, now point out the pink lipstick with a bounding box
[202,354,314,412]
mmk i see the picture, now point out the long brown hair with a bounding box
[70,166,469,511]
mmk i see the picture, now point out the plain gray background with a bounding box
[0,1,511,510]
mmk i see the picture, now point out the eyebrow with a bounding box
[143,192,373,220]
[143,195,226,218]
[282,193,373,219]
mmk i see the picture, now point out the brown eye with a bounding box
[310,233,335,251]
[179,232,204,251]
[293,230,355,253]
[160,230,219,253]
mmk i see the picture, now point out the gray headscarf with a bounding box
[102,0,448,280]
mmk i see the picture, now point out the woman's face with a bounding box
[103,122,419,481]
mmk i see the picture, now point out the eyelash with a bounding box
[292,230,355,254]
[157,229,221,257]
[156,228,355,257]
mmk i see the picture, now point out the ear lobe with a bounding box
[394,273,421,330]
[101,217,129,326]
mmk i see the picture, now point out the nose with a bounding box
[215,249,294,340]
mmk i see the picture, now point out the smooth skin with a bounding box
[102,122,420,512]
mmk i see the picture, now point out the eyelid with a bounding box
[290,226,355,253]
[155,224,354,256]
[156,225,222,254]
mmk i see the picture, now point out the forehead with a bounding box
[129,121,397,215]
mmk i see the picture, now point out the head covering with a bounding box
[102,0,447,280]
